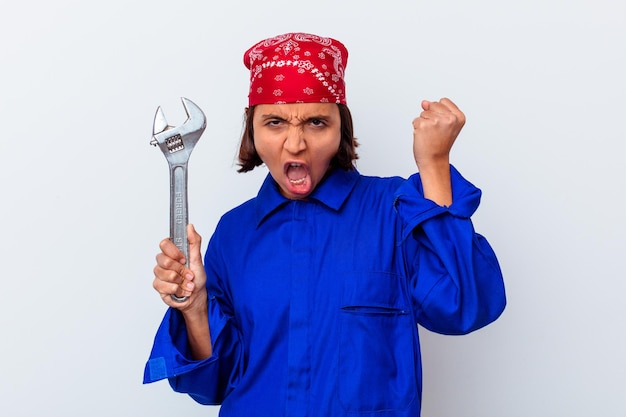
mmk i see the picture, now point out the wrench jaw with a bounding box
[152,106,170,137]
[150,97,207,165]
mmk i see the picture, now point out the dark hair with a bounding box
[237,103,359,173]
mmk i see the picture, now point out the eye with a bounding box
[309,118,326,127]
[265,118,284,127]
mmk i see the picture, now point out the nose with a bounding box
[283,125,306,154]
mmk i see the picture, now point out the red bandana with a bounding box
[244,33,348,106]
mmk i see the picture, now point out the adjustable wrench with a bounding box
[150,97,206,302]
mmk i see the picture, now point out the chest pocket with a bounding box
[339,271,418,413]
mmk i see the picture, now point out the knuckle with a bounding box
[168,269,182,283]
[161,255,178,271]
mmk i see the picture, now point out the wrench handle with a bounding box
[169,163,190,265]
[168,163,190,303]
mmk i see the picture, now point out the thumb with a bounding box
[421,100,431,111]
[187,223,203,266]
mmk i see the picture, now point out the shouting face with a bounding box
[253,102,342,200]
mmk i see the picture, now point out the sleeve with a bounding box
[142,232,243,405]
[393,165,506,335]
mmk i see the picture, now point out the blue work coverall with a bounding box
[144,166,506,417]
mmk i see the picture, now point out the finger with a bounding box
[436,98,466,125]
[153,273,193,299]
[439,97,460,113]
[414,107,441,125]
[155,251,188,277]
[423,100,454,116]
[156,263,195,293]
[159,237,186,264]
[413,112,436,128]
[175,278,194,297]
[153,261,186,284]
[418,99,465,129]
[153,274,181,295]
[171,273,194,300]
[417,99,448,121]
[420,98,457,115]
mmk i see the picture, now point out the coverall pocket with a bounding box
[338,272,417,413]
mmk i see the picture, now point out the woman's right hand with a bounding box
[153,224,207,314]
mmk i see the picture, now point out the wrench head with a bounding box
[150,97,207,163]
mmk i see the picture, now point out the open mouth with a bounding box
[286,163,308,185]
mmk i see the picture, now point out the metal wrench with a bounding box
[150,97,206,302]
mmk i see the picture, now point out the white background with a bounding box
[1,0,624,416]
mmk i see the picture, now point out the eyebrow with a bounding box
[258,113,331,122]
[258,113,286,120]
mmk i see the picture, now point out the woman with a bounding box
[144,32,506,417]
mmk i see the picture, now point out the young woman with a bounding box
[145,32,506,417]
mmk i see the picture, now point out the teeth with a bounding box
[287,163,305,185]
